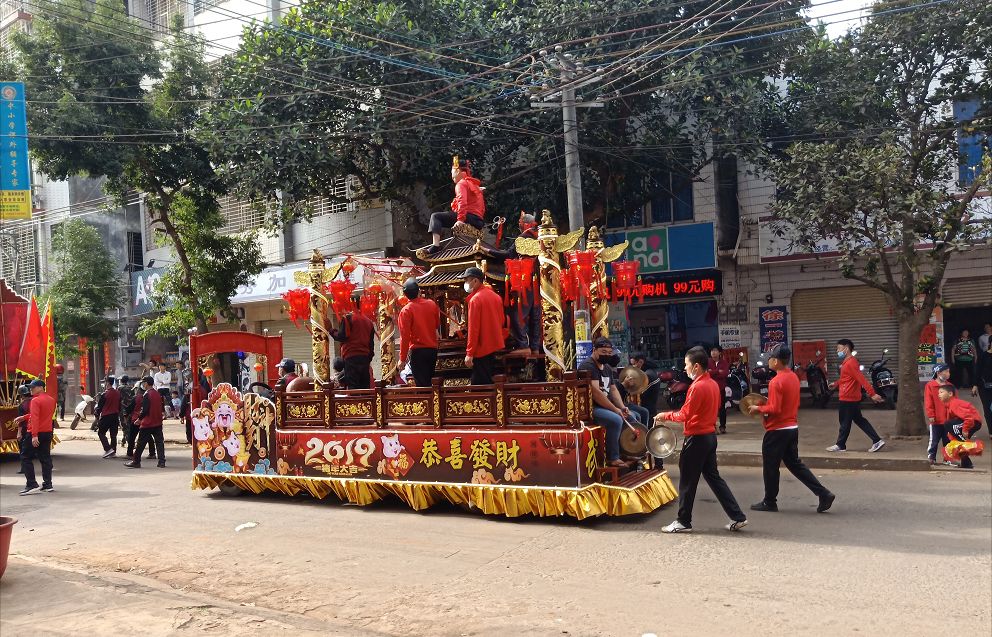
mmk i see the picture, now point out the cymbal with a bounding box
[739,393,768,418]
[619,367,649,395]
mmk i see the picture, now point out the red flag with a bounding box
[16,296,45,380]
[41,302,56,382]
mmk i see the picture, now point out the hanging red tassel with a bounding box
[281,288,312,328]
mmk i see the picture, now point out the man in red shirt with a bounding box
[709,345,730,434]
[938,384,984,469]
[427,157,486,254]
[462,267,505,385]
[125,376,166,468]
[398,278,441,387]
[826,339,886,453]
[924,364,953,465]
[656,346,747,533]
[96,375,121,459]
[20,379,56,495]
[749,345,835,513]
[330,310,376,390]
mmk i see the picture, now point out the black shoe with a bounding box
[719,426,727,434]
[124,461,141,469]
[157,462,166,468]
[425,244,441,255]
[750,500,778,512]
[41,485,55,493]
[147,454,157,460]
[817,492,836,513]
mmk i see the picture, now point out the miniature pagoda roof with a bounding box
[414,224,509,264]
[416,261,506,288]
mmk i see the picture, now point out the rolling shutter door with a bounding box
[941,277,992,309]
[791,286,900,374]
[259,320,312,368]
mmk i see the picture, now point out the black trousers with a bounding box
[945,417,983,469]
[409,347,438,387]
[134,426,166,466]
[470,353,497,385]
[677,433,745,526]
[977,384,992,426]
[927,423,949,459]
[952,360,974,388]
[126,420,156,458]
[762,428,830,504]
[20,431,54,489]
[718,402,727,429]
[97,414,120,452]
[508,288,541,351]
[836,401,881,448]
[428,211,484,234]
[343,355,373,389]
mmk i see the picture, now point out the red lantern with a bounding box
[503,258,535,306]
[54,363,65,376]
[253,362,263,372]
[203,367,214,377]
[360,292,378,320]
[559,268,578,302]
[341,257,357,278]
[565,250,597,299]
[281,288,311,328]
[612,260,640,302]
[366,281,383,295]
[326,280,357,318]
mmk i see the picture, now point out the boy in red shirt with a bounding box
[462,267,505,385]
[924,364,953,465]
[19,379,56,495]
[826,339,886,453]
[749,345,835,513]
[398,278,441,387]
[656,346,747,533]
[938,384,984,469]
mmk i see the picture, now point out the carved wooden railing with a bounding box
[276,371,593,430]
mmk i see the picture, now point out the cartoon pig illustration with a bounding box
[192,410,212,442]
[222,431,241,458]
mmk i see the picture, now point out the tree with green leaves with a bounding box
[769,0,992,435]
[9,0,263,335]
[44,218,122,356]
[203,0,806,244]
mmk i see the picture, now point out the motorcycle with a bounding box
[658,366,691,410]
[802,350,831,408]
[751,355,776,396]
[868,348,897,409]
[726,352,750,407]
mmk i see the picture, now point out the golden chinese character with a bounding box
[495,439,520,471]
[445,437,467,470]
[585,439,598,478]
[468,439,494,470]
[420,438,442,468]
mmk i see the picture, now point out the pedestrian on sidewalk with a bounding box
[749,345,835,513]
[657,346,748,533]
[56,373,67,421]
[971,338,992,427]
[950,329,977,388]
[153,363,173,417]
[95,376,121,459]
[924,364,953,465]
[18,379,56,495]
[68,388,94,430]
[125,377,166,469]
[118,376,135,451]
[938,385,984,469]
[12,385,32,474]
[826,339,886,453]
[710,345,730,434]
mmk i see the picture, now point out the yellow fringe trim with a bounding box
[191,471,677,519]
[0,434,59,455]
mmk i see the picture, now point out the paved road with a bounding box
[2,440,990,636]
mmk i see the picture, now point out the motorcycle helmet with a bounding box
[932,364,949,379]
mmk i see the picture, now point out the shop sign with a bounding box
[232,265,308,303]
[718,325,742,348]
[607,222,716,274]
[0,82,32,221]
[130,267,168,315]
[758,305,789,353]
[636,269,722,300]
[917,306,944,381]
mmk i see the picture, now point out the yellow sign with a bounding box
[1,190,31,220]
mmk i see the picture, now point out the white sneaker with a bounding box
[826,444,846,452]
[726,519,748,532]
[868,440,886,453]
[661,520,692,533]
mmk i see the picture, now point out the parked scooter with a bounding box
[801,350,831,408]
[751,354,776,396]
[658,366,691,410]
[868,348,897,408]
[726,352,750,407]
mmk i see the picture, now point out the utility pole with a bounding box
[528,46,603,239]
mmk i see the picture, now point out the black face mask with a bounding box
[600,354,621,367]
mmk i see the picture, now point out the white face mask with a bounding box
[463,282,473,294]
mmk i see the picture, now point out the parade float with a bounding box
[189,212,677,518]
[0,278,59,454]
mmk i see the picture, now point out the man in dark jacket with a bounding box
[118,376,135,451]
[95,376,121,459]
[124,376,166,468]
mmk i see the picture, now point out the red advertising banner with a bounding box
[792,340,827,383]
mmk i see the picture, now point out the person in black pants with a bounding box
[749,345,834,513]
[972,343,992,427]
[125,377,166,468]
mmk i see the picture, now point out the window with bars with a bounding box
[143,0,183,33]
[0,226,39,295]
[217,194,265,234]
[192,0,224,16]
[126,231,143,270]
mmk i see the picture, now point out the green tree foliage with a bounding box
[204,0,807,239]
[10,0,264,335]
[769,0,992,435]
[44,218,122,355]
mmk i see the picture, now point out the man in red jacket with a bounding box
[19,379,56,495]
[749,345,835,513]
[398,278,441,387]
[427,158,486,254]
[95,375,121,459]
[125,376,166,468]
[924,364,953,465]
[463,267,505,385]
[938,384,984,469]
[330,310,376,389]
[826,339,886,453]
[656,346,747,533]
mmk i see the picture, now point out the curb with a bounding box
[671,450,931,472]
[53,431,191,446]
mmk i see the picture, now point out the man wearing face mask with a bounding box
[656,346,748,533]
[579,338,643,468]
[827,339,885,453]
[462,267,505,384]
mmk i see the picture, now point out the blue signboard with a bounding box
[0,81,31,220]
[605,221,716,273]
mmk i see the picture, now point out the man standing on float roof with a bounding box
[426,157,485,255]
[398,278,441,387]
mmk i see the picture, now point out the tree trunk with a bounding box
[895,312,929,436]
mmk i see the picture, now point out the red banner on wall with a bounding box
[792,340,827,383]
